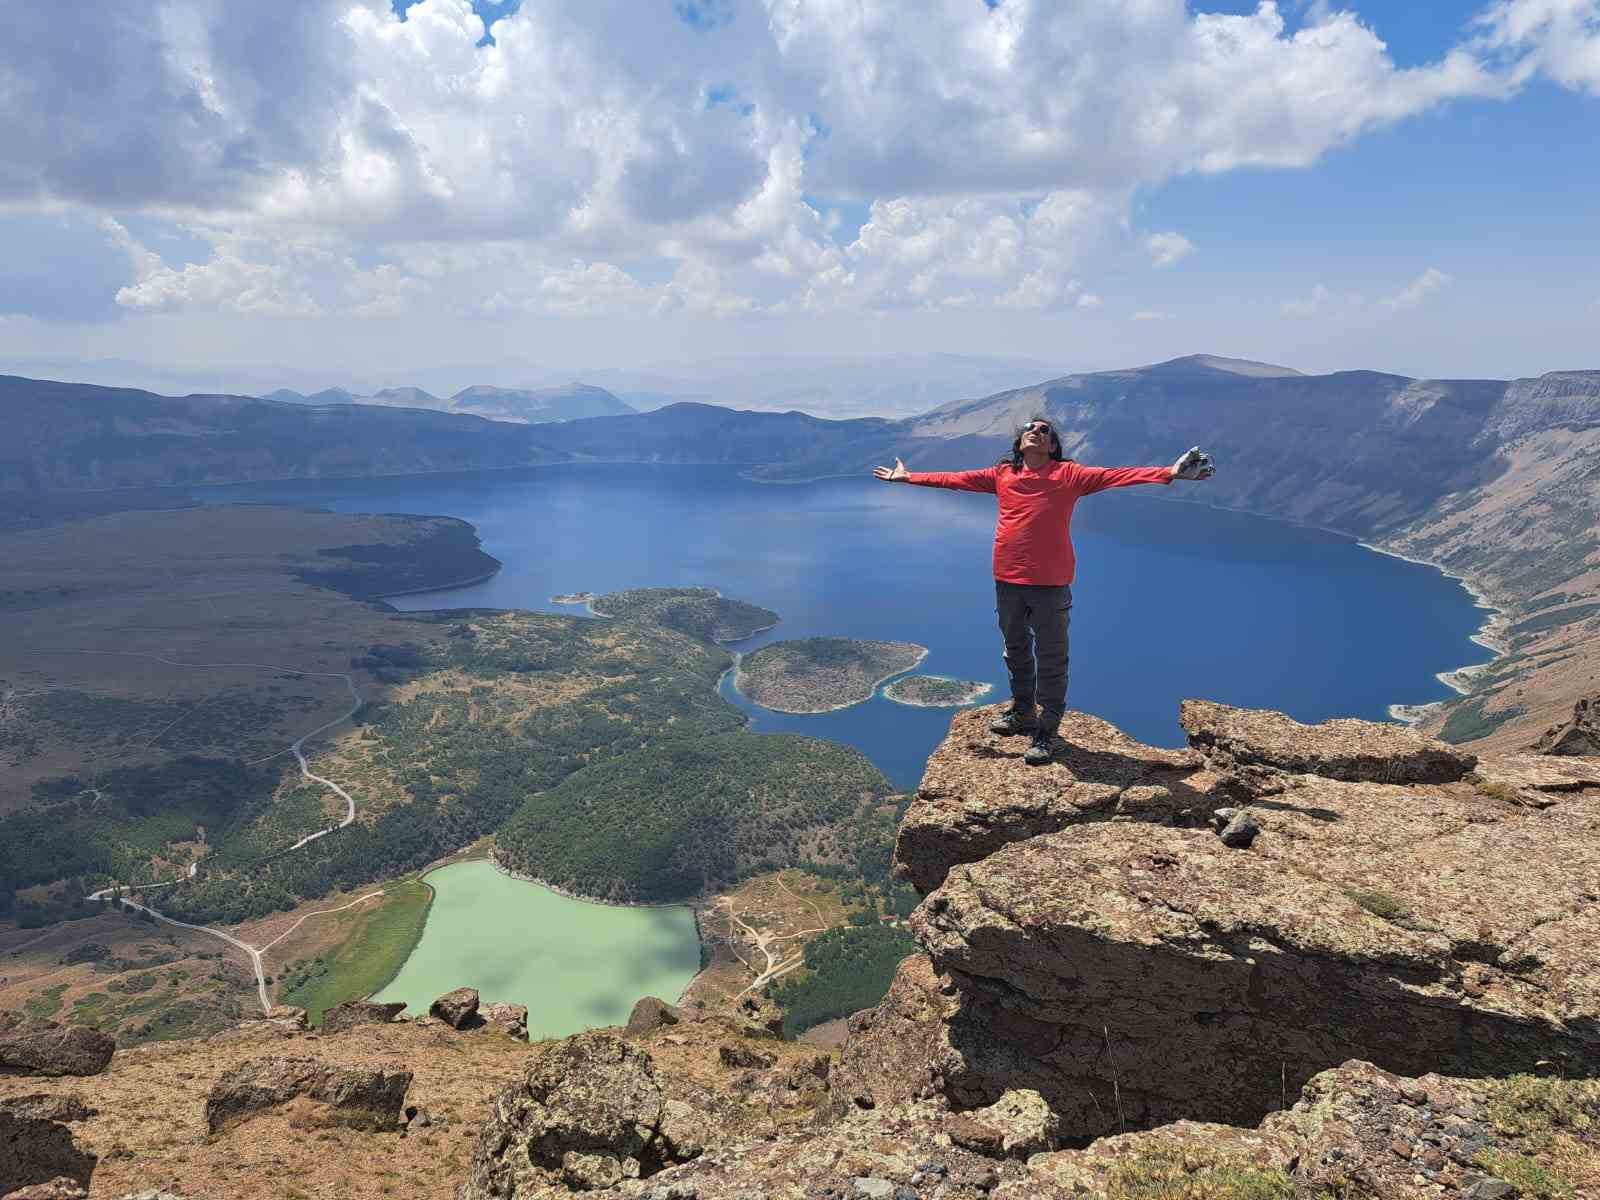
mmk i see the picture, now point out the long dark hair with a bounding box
[998,415,1066,470]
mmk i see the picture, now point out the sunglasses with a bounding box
[1023,422,1054,435]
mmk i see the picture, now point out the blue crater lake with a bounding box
[207,463,1487,791]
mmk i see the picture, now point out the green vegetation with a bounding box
[1439,696,1525,744]
[770,923,917,1036]
[1344,887,1411,923]
[1482,1075,1598,1144]
[24,983,69,1018]
[278,879,434,1025]
[589,587,778,643]
[1474,1150,1574,1200]
[497,733,892,901]
[1099,1145,1294,1199]
[883,674,992,707]
[293,517,500,599]
[736,636,927,713]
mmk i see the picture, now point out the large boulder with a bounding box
[945,1089,1059,1158]
[1536,693,1600,756]
[203,1055,412,1134]
[0,1111,95,1196]
[429,987,479,1030]
[833,954,957,1114]
[480,1002,529,1041]
[911,766,1600,1138]
[626,997,682,1034]
[317,1000,405,1034]
[460,1032,706,1197]
[895,707,1216,895]
[1180,698,1476,783]
[0,1016,114,1078]
[0,1096,95,1124]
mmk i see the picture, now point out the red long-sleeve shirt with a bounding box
[906,460,1174,586]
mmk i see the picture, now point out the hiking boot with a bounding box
[988,707,1038,736]
[1023,732,1056,767]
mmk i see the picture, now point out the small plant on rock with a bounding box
[1104,1145,1295,1199]
[1343,887,1410,923]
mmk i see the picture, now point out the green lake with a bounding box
[372,860,702,1039]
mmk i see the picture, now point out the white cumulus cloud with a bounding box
[1385,267,1452,311]
[1146,232,1195,268]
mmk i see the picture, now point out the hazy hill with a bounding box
[261,381,634,424]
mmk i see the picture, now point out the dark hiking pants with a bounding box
[995,581,1072,733]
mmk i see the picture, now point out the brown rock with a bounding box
[1477,750,1600,796]
[718,1044,776,1070]
[895,706,1209,895]
[2,1177,89,1200]
[1535,693,1600,756]
[946,1089,1057,1158]
[1180,698,1476,783]
[0,1111,96,1196]
[0,1016,114,1079]
[459,1032,706,1198]
[0,1095,95,1123]
[479,1002,528,1041]
[733,993,785,1040]
[911,793,1599,1138]
[264,1005,308,1029]
[627,996,683,1034]
[833,954,957,1114]
[317,1000,405,1034]
[203,1055,412,1134]
[428,987,480,1030]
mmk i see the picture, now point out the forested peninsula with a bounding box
[735,637,928,713]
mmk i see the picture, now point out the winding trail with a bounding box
[41,649,371,1013]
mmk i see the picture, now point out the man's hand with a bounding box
[873,458,910,483]
[1170,446,1215,481]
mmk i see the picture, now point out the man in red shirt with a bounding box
[874,419,1214,765]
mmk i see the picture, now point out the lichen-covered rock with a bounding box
[1180,698,1476,783]
[1536,693,1600,756]
[0,1096,95,1124]
[0,1111,96,1196]
[0,1016,114,1078]
[203,1055,412,1134]
[318,1001,405,1035]
[911,781,1600,1138]
[732,994,784,1040]
[834,955,957,1114]
[717,1043,775,1070]
[480,1002,529,1041]
[429,987,480,1030]
[2,1177,90,1200]
[627,997,682,1034]
[1477,749,1600,799]
[894,706,1214,894]
[460,1033,706,1198]
[945,1089,1058,1158]
[265,1005,308,1029]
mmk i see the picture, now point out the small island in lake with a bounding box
[589,586,779,644]
[736,637,928,713]
[883,674,993,707]
[550,591,596,605]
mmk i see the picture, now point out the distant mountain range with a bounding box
[3,354,1596,545]
[261,382,634,424]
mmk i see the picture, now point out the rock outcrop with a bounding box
[460,1033,706,1197]
[883,701,1600,1140]
[626,998,681,1034]
[318,1001,406,1034]
[0,1017,114,1078]
[1179,697,1476,783]
[481,1002,530,1041]
[0,1110,95,1197]
[894,708,1216,895]
[1536,692,1600,756]
[430,988,480,1030]
[203,1056,412,1134]
[0,1097,94,1124]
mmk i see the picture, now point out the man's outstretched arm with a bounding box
[872,458,999,493]
[1076,447,1215,494]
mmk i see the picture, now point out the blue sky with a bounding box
[0,0,1595,391]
